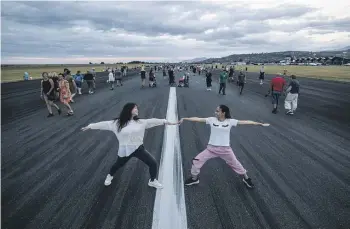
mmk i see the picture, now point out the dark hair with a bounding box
[42,72,48,77]
[114,103,139,132]
[219,104,231,119]
[291,75,296,79]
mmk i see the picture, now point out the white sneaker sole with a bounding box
[185,180,199,186]
[148,183,163,189]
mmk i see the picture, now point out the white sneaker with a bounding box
[104,174,113,186]
[148,179,163,189]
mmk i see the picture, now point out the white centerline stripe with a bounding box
[152,87,188,229]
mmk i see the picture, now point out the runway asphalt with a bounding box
[2,68,350,229]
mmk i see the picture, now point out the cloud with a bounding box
[1,0,350,64]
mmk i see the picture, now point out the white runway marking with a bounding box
[152,87,188,229]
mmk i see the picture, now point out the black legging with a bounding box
[109,145,158,180]
[206,78,212,87]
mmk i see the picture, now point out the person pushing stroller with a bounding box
[178,73,189,87]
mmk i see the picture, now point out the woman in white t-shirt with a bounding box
[180,105,270,189]
[81,103,179,189]
[108,69,115,90]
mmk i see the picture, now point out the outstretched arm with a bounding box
[145,118,179,129]
[180,117,207,123]
[237,120,270,126]
[81,120,115,131]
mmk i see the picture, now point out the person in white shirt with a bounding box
[180,105,270,188]
[107,69,115,90]
[81,103,179,189]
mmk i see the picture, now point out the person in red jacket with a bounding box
[265,74,286,114]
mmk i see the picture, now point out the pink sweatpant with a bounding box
[191,145,247,176]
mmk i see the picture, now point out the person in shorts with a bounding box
[265,74,286,114]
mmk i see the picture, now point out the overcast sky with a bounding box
[1,0,350,64]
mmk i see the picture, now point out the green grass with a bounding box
[1,64,141,82]
[204,64,350,82]
[1,63,350,83]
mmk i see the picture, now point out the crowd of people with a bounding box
[202,65,299,115]
[40,64,299,118]
[40,68,97,117]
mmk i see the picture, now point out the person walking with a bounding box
[41,72,61,117]
[284,75,300,115]
[81,103,179,188]
[265,74,286,114]
[163,68,167,79]
[65,71,77,103]
[58,73,74,116]
[219,69,228,95]
[206,70,212,91]
[169,67,175,86]
[237,70,246,95]
[74,71,83,95]
[84,70,95,94]
[115,68,123,86]
[141,65,146,88]
[259,64,265,85]
[229,66,234,82]
[180,105,270,188]
[108,69,115,90]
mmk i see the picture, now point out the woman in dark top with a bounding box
[168,68,174,85]
[206,70,212,91]
[84,70,95,94]
[163,68,166,79]
[149,69,155,81]
[51,72,60,101]
[41,72,61,117]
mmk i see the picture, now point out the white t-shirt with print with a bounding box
[206,117,238,146]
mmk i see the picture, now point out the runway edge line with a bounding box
[151,87,188,229]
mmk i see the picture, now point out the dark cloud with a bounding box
[1,1,349,63]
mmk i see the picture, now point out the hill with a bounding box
[182,57,207,63]
[197,48,350,64]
